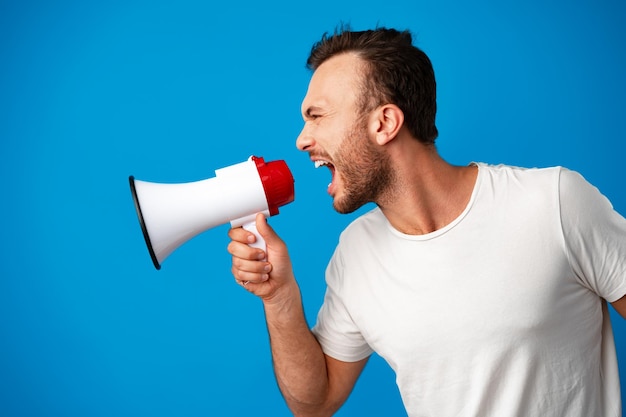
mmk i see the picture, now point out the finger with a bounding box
[228,226,257,244]
[231,264,270,283]
[227,240,266,261]
[232,255,271,275]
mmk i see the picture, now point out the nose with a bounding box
[296,125,314,151]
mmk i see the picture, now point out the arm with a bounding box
[264,284,368,416]
[228,214,367,416]
[558,170,626,319]
[611,294,626,319]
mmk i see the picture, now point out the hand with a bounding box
[227,213,295,301]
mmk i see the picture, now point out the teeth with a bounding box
[314,160,330,168]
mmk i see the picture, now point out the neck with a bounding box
[377,140,477,235]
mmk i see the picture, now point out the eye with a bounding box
[304,106,324,121]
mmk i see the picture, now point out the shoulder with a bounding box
[475,162,563,182]
[475,163,612,223]
[471,163,565,208]
[557,167,616,220]
[556,167,600,196]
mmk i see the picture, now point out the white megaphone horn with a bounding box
[129,155,295,269]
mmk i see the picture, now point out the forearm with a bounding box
[263,283,331,416]
[228,219,344,414]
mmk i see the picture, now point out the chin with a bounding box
[332,196,363,215]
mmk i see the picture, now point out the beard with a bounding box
[332,120,394,214]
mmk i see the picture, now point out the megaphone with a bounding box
[129,156,295,270]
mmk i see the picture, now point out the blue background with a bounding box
[1,0,625,416]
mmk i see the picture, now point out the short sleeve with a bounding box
[311,247,373,362]
[559,168,626,302]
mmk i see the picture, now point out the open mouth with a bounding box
[314,159,336,194]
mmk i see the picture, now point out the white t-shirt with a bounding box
[312,164,626,417]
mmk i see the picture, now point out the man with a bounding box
[227,27,626,416]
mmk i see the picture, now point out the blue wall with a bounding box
[1,1,624,415]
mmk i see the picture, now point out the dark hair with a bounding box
[307,26,438,145]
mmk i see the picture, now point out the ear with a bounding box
[369,104,404,146]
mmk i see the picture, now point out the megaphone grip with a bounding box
[242,220,267,260]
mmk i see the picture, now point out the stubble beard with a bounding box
[332,121,394,214]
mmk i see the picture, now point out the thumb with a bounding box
[254,213,292,277]
[255,212,281,248]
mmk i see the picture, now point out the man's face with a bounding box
[296,53,393,213]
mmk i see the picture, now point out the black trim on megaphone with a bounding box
[129,176,161,270]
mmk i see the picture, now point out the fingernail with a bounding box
[257,252,266,260]
[261,274,269,281]
[263,264,271,272]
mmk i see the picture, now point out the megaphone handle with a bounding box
[242,220,267,259]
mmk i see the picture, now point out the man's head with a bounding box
[296,26,439,214]
[297,52,395,214]
[306,26,438,145]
